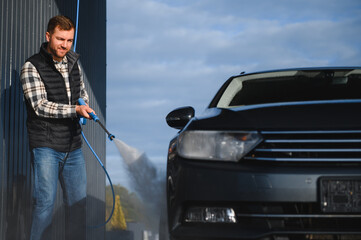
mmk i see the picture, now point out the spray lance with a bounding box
[78,98,115,141]
[78,98,116,228]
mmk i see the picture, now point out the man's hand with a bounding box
[76,104,95,120]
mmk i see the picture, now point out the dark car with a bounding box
[165,67,361,240]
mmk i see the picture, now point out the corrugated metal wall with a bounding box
[0,0,107,239]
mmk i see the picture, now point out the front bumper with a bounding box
[167,158,361,239]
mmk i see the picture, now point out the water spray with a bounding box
[111,139,166,232]
[79,100,166,231]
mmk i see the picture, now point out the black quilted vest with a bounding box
[25,42,82,152]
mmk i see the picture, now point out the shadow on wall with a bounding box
[5,175,30,240]
[2,69,32,240]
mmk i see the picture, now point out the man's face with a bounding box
[46,26,74,61]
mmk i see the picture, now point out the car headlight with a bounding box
[177,131,262,161]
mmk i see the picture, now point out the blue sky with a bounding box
[105,0,361,186]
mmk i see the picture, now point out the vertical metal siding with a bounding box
[0,0,107,239]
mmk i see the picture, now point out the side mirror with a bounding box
[166,106,195,129]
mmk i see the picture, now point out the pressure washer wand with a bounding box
[78,98,115,141]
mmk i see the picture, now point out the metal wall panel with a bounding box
[0,0,107,239]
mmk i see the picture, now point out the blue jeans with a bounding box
[30,147,87,240]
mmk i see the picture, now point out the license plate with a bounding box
[320,178,361,213]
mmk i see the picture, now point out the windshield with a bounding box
[216,69,361,108]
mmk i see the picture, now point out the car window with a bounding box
[216,69,361,108]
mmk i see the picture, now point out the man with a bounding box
[21,15,94,240]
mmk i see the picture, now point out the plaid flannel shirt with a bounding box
[21,56,89,119]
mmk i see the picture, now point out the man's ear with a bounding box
[45,32,50,42]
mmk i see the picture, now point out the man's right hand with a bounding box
[76,104,95,120]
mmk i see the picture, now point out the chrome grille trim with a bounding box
[261,130,361,134]
[265,139,361,143]
[264,139,361,143]
[246,130,361,162]
[244,157,361,162]
[255,148,361,152]
[237,213,361,218]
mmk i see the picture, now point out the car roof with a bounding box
[233,66,361,79]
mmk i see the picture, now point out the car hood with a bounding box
[186,99,361,131]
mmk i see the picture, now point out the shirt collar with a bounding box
[54,56,68,65]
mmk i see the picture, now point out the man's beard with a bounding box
[48,44,68,60]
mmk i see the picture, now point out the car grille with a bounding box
[245,130,361,162]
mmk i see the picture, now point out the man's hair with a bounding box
[47,15,75,34]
